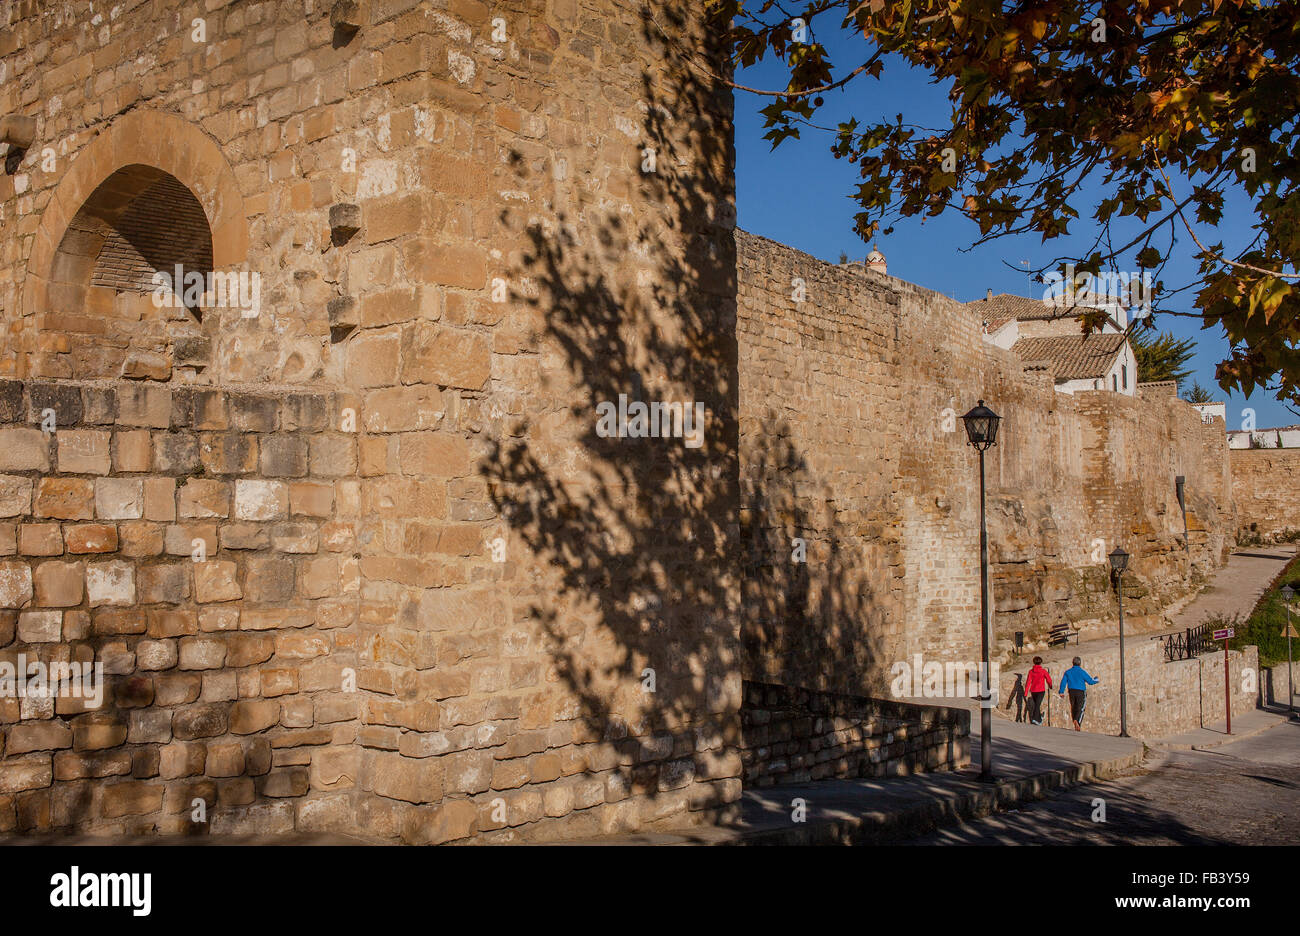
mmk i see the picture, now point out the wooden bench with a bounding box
[1048,622,1080,647]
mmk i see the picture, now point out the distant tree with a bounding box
[1277,431,1284,448]
[1182,380,1215,404]
[838,251,849,264]
[1131,328,1195,386]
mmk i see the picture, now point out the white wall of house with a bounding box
[1055,341,1138,396]
[1193,402,1226,425]
[982,318,1019,350]
[1228,428,1300,448]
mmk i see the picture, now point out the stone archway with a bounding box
[19,110,248,379]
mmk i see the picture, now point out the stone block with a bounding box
[0,429,47,472]
[85,561,135,606]
[31,561,78,607]
[234,480,288,521]
[57,430,111,474]
[193,560,241,603]
[94,478,143,520]
[34,478,93,520]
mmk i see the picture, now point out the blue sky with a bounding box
[733,38,1294,431]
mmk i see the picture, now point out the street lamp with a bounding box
[962,399,1001,782]
[1109,546,1130,737]
[1283,584,1297,721]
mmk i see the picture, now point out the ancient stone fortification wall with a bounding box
[1230,449,1300,542]
[737,230,1234,697]
[1,0,740,842]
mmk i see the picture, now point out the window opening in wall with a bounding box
[51,165,213,318]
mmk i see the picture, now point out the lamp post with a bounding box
[961,399,1001,782]
[1283,584,1297,721]
[1109,546,1130,737]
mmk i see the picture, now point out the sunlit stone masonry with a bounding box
[0,0,1252,843]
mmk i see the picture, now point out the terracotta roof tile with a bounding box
[969,292,1123,328]
[1011,333,1126,381]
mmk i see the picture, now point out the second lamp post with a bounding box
[1109,546,1130,737]
[961,400,1001,782]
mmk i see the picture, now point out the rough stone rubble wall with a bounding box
[1230,448,1300,541]
[737,230,1234,698]
[0,0,741,843]
[741,681,969,787]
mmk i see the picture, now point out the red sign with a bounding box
[1213,627,1235,640]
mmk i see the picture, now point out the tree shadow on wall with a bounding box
[478,3,889,823]
[740,424,891,699]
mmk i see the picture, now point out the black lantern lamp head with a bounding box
[961,400,1001,451]
[1108,546,1130,575]
[1282,584,1296,602]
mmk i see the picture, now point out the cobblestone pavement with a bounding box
[904,720,1300,845]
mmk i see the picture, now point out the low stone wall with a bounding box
[740,681,970,787]
[1230,449,1300,542]
[1003,638,1259,737]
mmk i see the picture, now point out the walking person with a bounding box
[1024,656,1052,725]
[1058,656,1100,731]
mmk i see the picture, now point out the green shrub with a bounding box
[1228,556,1300,668]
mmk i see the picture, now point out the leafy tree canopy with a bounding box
[706,0,1300,408]
[1131,326,1196,384]
[1182,378,1216,403]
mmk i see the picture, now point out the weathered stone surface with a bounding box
[193,561,241,603]
[7,722,73,754]
[173,705,228,741]
[0,562,34,608]
[0,429,48,472]
[58,430,111,474]
[31,561,78,607]
[16,610,61,642]
[85,561,135,606]
[230,699,280,735]
[178,636,227,671]
[0,476,32,518]
[234,480,288,521]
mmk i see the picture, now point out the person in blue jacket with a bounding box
[1058,656,1100,731]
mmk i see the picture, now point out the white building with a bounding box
[1228,425,1300,449]
[1192,401,1227,425]
[969,292,1138,396]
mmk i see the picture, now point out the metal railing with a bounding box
[1151,621,1220,662]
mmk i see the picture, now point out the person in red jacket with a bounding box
[1024,657,1052,725]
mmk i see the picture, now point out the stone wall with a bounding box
[1,0,741,842]
[741,681,969,787]
[0,377,361,834]
[1003,639,1258,738]
[1230,449,1300,542]
[737,230,1234,698]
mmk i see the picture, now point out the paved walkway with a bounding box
[1150,707,1287,750]
[1167,544,1296,631]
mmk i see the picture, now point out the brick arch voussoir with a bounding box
[22,109,248,318]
